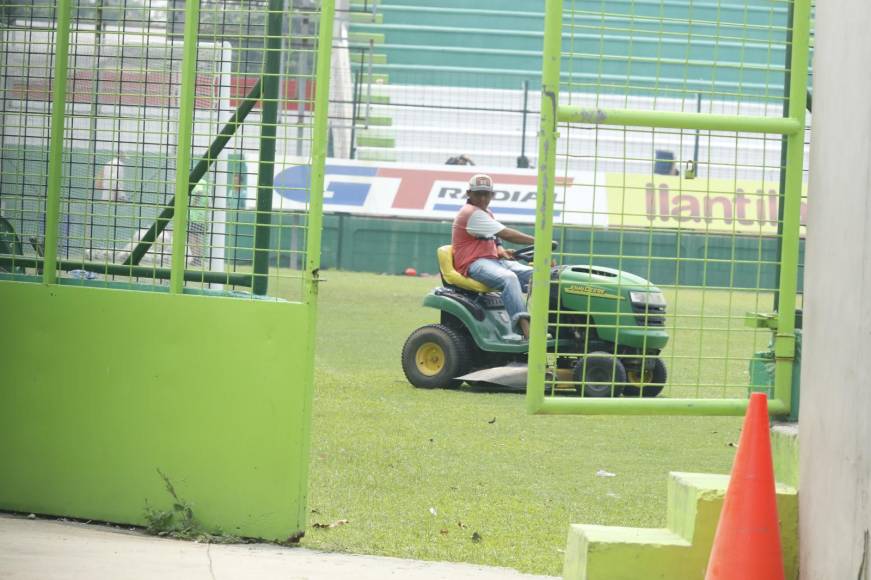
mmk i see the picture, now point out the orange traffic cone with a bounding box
[705,392,784,580]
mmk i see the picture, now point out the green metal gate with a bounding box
[0,0,334,539]
[526,0,811,417]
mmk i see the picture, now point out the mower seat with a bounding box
[436,245,495,293]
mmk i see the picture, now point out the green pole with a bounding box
[252,0,284,296]
[526,0,562,414]
[7,255,253,286]
[170,0,201,294]
[295,0,335,530]
[534,397,788,417]
[306,0,334,298]
[773,0,811,416]
[42,0,73,285]
[558,107,801,135]
[773,0,795,313]
[124,79,263,267]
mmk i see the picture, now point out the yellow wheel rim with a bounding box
[416,342,445,376]
[627,369,653,384]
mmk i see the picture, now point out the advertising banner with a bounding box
[238,158,808,237]
[260,158,609,227]
[606,174,808,236]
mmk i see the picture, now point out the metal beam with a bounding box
[534,397,789,417]
[169,0,202,293]
[124,79,263,267]
[558,107,802,135]
[4,255,253,286]
[42,0,73,284]
[252,0,285,296]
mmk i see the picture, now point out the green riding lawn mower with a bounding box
[401,243,670,397]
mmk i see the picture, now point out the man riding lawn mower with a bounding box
[400,174,670,397]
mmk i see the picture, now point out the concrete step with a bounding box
[348,31,385,44]
[356,133,395,148]
[348,69,390,85]
[349,11,383,25]
[350,51,388,65]
[562,471,798,580]
[358,93,390,105]
[356,115,393,126]
[356,148,398,162]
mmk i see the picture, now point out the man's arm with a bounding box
[496,227,535,245]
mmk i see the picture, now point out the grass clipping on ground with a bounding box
[279,271,760,576]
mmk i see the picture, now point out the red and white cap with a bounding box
[468,174,494,193]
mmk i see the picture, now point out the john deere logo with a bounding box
[564,285,621,299]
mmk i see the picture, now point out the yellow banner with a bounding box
[606,174,807,236]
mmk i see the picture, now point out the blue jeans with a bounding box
[467,258,533,331]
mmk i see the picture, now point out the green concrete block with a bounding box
[563,472,798,580]
[771,424,799,488]
[564,526,692,580]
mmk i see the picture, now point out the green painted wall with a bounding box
[0,282,314,540]
[229,213,805,291]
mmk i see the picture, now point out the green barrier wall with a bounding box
[0,282,314,540]
[229,212,805,291]
[352,0,791,93]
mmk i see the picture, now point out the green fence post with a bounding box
[294,0,335,529]
[306,0,334,296]
[170,0,201,294]
[252,0,284,296]
[773,0,812,415]
[526,0,562,414]
[42,0,74,285]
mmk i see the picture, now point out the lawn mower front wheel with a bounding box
[401,324,472,389]
[622,358,667,398]
[573,352,627,398]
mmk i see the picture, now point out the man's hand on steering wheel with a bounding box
[513,241,559,263]
[497,246,515,260]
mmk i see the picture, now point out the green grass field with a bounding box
[287,270,770,576]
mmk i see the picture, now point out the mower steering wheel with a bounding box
[513,240,558,263]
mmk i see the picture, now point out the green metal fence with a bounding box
[0,0,331,300]
[526,0,811,417]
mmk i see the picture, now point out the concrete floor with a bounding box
[0,514,557,580]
